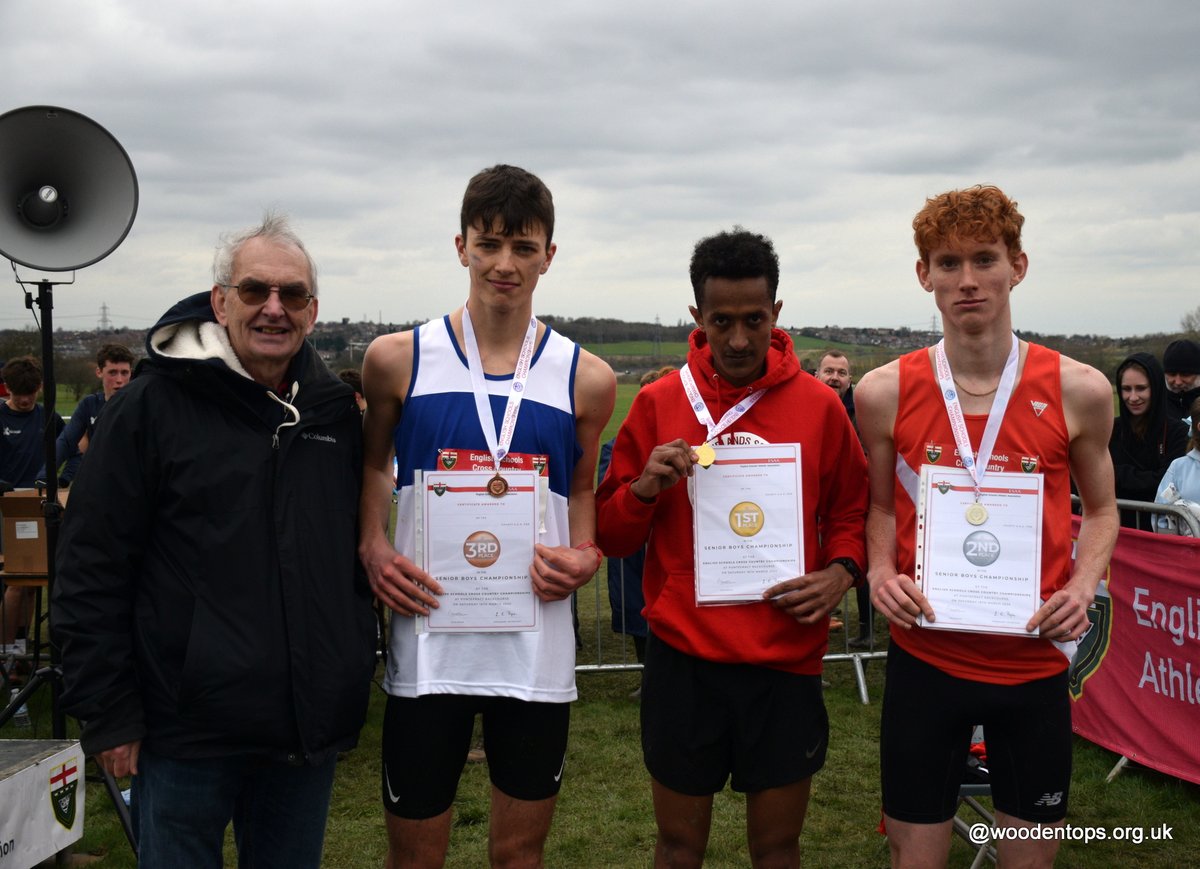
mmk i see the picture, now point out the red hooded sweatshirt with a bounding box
[596,328,867,674]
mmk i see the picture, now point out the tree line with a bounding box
[4,303,1199,401]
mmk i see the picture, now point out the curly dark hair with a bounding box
[689,227,780,308]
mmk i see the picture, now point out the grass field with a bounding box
[50,384,81,418]
[582,341,690,358]
[10,600,1198,867]
[602,383,638,445]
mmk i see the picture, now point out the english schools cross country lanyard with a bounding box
[678,364,766,465]
[932,333,1020,525]
[461,303,538,497]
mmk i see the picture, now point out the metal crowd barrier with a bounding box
[1071,492,1200,536]
[575,560,886,704]
[1112,496,1200,536]
[577,496,1198,705]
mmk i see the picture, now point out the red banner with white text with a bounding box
[1069,517,1200,784]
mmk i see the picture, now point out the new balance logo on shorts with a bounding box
[1034,791,1063,807]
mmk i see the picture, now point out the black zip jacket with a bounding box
[1165,382,1200,421]
[52,292,376,763]
[1110,352,1189,530]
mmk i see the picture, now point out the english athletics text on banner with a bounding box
[1069,517,1200,785]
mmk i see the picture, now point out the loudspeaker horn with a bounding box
[0,105,138,271]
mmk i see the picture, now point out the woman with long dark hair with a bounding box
[1109,352,1188,529]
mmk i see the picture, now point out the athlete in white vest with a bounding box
[359,164,615,868]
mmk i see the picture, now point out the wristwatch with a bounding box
[827,557,865,588]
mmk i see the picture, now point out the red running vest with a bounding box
[892,343,1074,685]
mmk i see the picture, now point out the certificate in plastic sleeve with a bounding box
[689,443,804,605]
[416,469,540,633]
[915,465,1043,636]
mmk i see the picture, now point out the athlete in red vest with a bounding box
[856,185,1118,869]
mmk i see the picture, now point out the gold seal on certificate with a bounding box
[965,502,989,526]
[695,442,716,468]
[728,500,765,537]
[487,474,509,498]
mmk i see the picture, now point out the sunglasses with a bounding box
[219,279,314,311]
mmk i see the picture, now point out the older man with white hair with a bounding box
[53,214,376,869]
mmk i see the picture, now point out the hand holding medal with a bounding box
[629,438,704,502]
[629,364,765,500]
[678,363,765,469]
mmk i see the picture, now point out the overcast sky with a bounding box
[2,0,1197,339]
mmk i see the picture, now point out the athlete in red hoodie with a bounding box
[597,228,866,868]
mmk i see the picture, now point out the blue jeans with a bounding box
[132,748,338,869]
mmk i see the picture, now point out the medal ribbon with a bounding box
[461,302,538,474]
[933,333,1020,502]
[678,364,766,444]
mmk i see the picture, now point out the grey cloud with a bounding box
[1,0,1198,335]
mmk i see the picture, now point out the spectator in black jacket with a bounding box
[1110,352,1188,530]
[815,349,873,646]
[52,214,375,869]
[1162,338,1200,421]
[815,349,856,429]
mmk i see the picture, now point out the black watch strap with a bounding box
[828,557,865,588]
